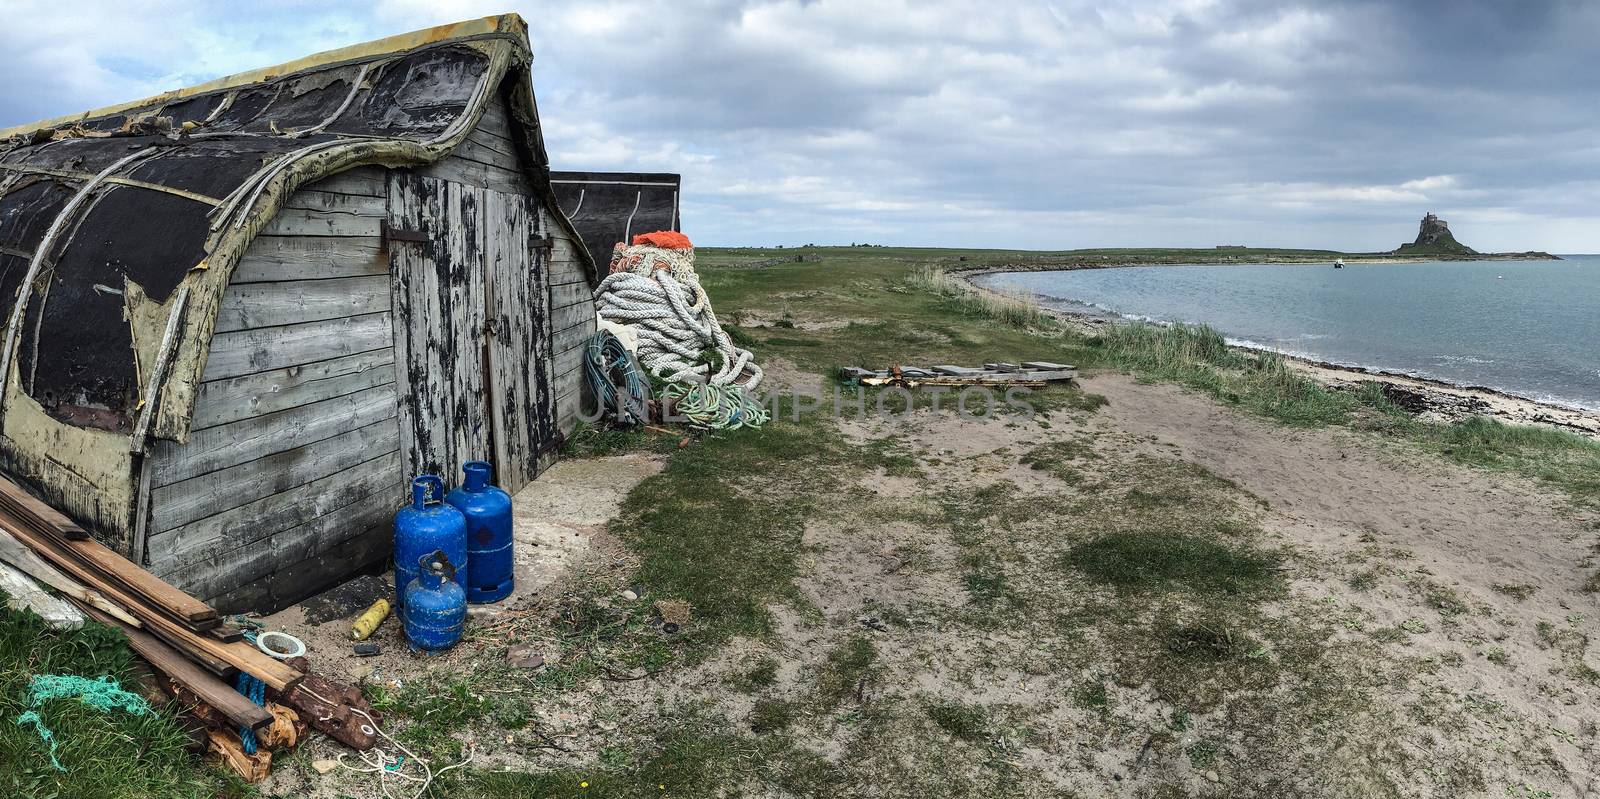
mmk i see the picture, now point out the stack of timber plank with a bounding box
[839,361,1077,387]
[0,476,294,720]
[0,474,380,779]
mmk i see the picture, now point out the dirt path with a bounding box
[1086,372,1600,795]
[1091,373,1598,590]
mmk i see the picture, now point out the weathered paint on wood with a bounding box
[148,450,400,574]
[189,349,395,430]
[163,490,394,602]
[539,208,596,437]
[213,275,390,332]
[202,313,392,381]
[389,172,490,480]
[149,410,399,533]
[483,188,554,492]
[306,165,386,198]
[231,237,387,283]
[151,385,397,487]
[418,156,530,196]
[202,521,390,614]
[260,206,383,237]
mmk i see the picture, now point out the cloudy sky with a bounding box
[3,0,1596,251]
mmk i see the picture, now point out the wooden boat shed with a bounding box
[551,172,682,268]
[0,15,599,612]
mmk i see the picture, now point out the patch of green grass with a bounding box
[1066,531,1281,597]
[1491,583,1537,601]
[1020,438,1099,485]
[926,700,988,741]
[0,605,241,799]
[1165,622,1258,663]
[907,265,1051,329]
[732,656,780,692]
[1072,681,1111,713]
[465,727,770,798]
[613,413,878,651]
[1424,584,1471,618]
[562,422,680,457]
[962,565,1014,607]
[750,699,796,733]
[815,636,878,707]
[1186,738,1223,769]
[1417,416,1600,508]
[1098,322,1377,427]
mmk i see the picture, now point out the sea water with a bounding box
[976,257,1600,410]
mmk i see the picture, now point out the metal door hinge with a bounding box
[382,220,428,246]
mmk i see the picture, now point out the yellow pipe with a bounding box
[351,598,392,641]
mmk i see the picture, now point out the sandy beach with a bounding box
[957,266,1600,441]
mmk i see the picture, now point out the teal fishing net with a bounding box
[15,674,152,770]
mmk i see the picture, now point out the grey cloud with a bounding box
[3,0,1596,251]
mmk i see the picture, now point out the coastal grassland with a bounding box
[702,247,1600,509]
[0,605,243,799]
[1093,319,1600,509]
[345,245,1591,798]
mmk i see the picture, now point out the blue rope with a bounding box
[234,672,266,754]
[234,629,266,755]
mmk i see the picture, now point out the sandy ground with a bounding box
[1088,374,1600,778]
[258,453,663,796]
[823,373,1600,795]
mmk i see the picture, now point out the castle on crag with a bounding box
[1395,212,1477,255]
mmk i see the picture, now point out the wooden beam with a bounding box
[0,477,216,623]
[131,286,190,453]
[0,525,140,627]
[85,607,273,731]
[0,475,87,539]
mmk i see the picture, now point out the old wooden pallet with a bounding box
[840,362,1077,386]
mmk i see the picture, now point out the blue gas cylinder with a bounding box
[444,460,514,604]
[393,475,467,612]
[403,551,466,652]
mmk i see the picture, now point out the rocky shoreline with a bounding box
[955,268,1600,440]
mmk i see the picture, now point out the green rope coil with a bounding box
[663,382,770,430]
[585,330,651,426]
[16,674,152,771]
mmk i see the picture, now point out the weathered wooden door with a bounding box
[481,187,555,493]
[388,172,554,492]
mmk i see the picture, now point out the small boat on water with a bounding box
[1334,259,1345,269]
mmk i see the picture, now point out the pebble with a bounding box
[621,590,639,601]
[1205,770,1219,783]
[312,760,338,775]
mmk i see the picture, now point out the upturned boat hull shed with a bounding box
[0,15,599,612]
[551,172,683,270]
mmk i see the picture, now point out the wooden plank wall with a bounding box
[144,164,401,612]
[418,93,591,446]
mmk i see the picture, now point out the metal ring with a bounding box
[256,630,306,659]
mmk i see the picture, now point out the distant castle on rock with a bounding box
[1394,212,1477,256]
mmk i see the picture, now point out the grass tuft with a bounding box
[0,604,241,799]
[1065,531,1281,597]
[926,701,989,741]
[907,266,1050,329]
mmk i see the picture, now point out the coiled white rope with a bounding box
[594,244,762,389]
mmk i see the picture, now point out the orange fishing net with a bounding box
[631,230,692,249]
